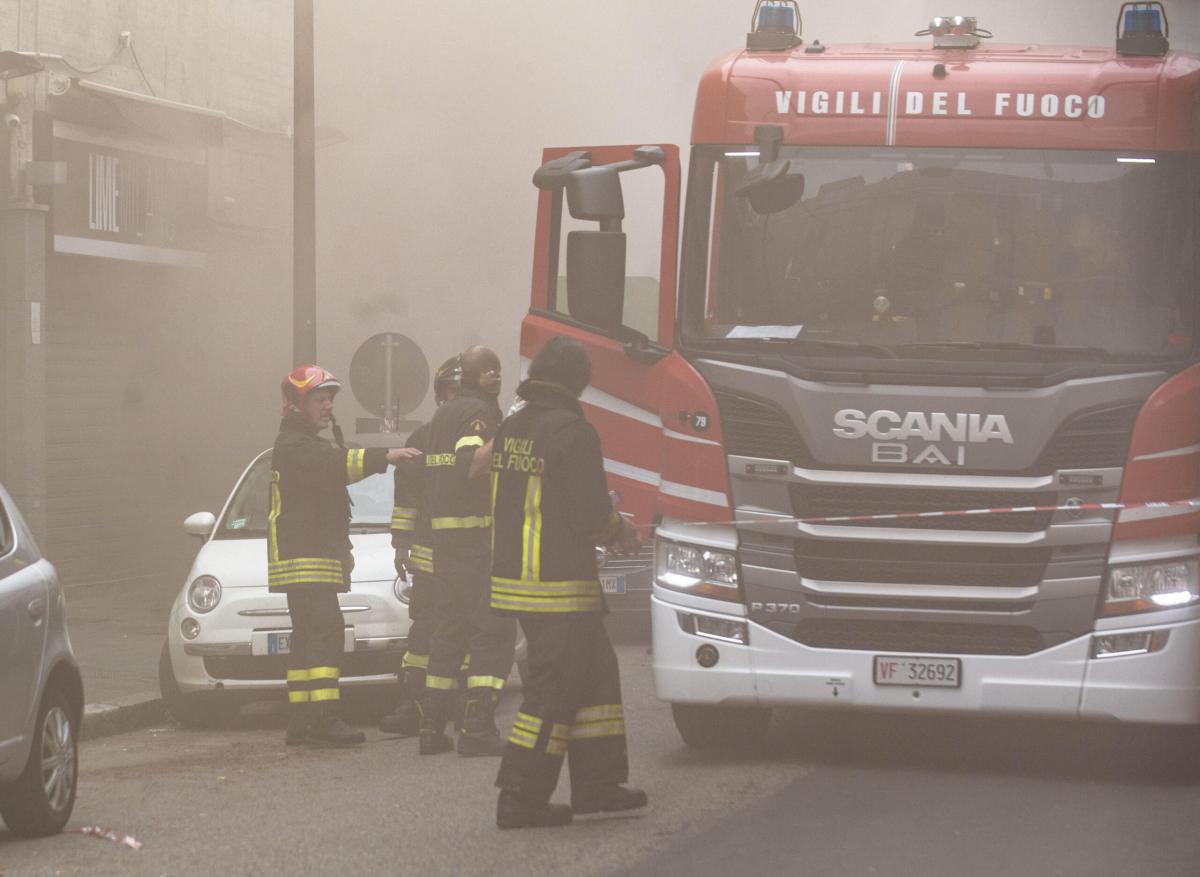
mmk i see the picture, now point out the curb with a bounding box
[82,698,168,741]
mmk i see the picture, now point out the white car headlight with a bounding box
[187,575,222,614]
[1102,558,1199,615]
[657,539,740,601]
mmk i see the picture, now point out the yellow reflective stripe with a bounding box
[514,713,542,734]
[268,557,343,587]
[574,704,624,723]
[491,577,601,595]
[431,515,492,530]
[269,558,343,573]
[466,676,505,691]
[310,687,340,703]
[308,666,339,680]
[509,728,538,749]
[490,471,499,554]
[410,544,433,557]
[490,593,603,614]
[425,675,458,690]
[410,557,434,573]
[346,449,365,483]
[401,653,429,670]
[522,475,543,582]
[288,690,310,703]
[569,719,626,740]
[391,506,418,531]
[268,471,282,562]
[425,453,455,467]
[287,669,310,683]
[490,576,603,613]
[546,738,567,756]
[455,435,485,451]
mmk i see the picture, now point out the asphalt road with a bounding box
[3,642,1199,876]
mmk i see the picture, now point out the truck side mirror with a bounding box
[566,230,626,331]
[566,166,625,222]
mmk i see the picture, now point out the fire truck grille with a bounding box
[716,392,1139,475]
[789,538,1051,588]
[1037,404,1140,471]
[782,619,1045,656]
[715,392,812,465]
[790,484,1056,532]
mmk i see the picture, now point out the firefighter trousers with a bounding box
[495,614,629,804]
[400,570,438,677]
[425,541,515,695]
[285,588,345,706]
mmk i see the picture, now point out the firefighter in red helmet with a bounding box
[271,364,420,746]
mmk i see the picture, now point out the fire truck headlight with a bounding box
[1102,559,1199,615]
[658,540,740,601]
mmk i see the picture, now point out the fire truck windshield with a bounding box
[681,146,1198,364]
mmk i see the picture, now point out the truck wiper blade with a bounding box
[895,342,1111,359]
[787,337,898,358]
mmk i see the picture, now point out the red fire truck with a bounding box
[519,2,1200,748]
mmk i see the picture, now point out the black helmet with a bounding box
[433,355,462,404]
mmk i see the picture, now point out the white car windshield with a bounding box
[216,454,395,537]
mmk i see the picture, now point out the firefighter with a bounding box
[418,345,517,757]
[271,365,420,746]
[489,336,646,829]
[379,355,462,736]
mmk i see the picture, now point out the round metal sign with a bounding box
[348,333,429,425]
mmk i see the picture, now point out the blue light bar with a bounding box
[1123,7,1163,36]
[757,2,796,34]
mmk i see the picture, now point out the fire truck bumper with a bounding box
[652,594,1200,726]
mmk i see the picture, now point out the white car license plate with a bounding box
[252,627,356,657]
[268,632,290,655]
[601,574,626,595]
[873,655,961,688]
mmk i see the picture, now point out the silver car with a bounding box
[0,481,83,837]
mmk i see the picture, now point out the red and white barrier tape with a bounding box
[632,499,1200,531]
[70,825,143,850]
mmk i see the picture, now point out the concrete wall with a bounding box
[312,0,1200,432]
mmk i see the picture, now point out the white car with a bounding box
[159,450,410,727]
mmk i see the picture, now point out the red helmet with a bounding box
[281,364,341,414]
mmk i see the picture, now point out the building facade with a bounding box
[0,0,293,587]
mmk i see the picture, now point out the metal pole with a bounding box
[293,0,316,365]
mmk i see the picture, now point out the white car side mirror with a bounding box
[183,512,216,539]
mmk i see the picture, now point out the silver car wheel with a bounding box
[40,705,76,813]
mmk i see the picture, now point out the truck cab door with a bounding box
[520,144,732,530]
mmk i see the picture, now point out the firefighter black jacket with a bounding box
[268,413,389,593]
[392,421,433,574]
[425,388,501,548]
[489,380,622,616]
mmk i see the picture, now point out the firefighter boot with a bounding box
[379,668,422,736]
[284,701,311,746]
[571,784,649,815]
[306,702,366,747]
[457,689,506,757]
[496,790,573,830]
[418,690,454,755]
